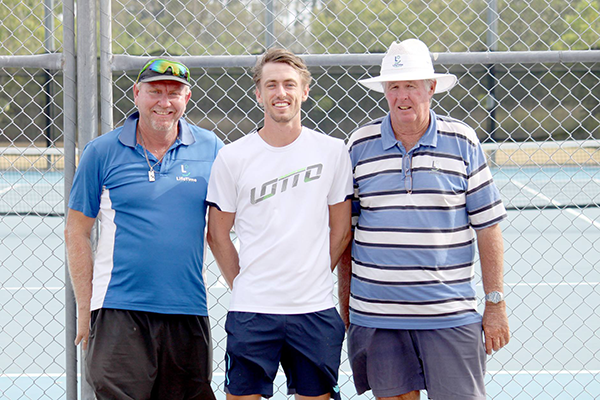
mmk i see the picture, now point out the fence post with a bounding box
[76,0,98,398]
[100,0,113,134]
[63,0,78,398]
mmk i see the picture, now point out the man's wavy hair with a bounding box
[252,48,312,87]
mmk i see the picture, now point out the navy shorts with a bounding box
[85,308,216,400]
[224,308,345,399]
[348,322,486,400]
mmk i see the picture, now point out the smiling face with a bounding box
[133,80,191,135]
[255,62,309,126]
[385,79,436,137]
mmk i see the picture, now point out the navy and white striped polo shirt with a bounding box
[347,110,506,330]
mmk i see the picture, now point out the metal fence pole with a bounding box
[76,0,98,398]
[100,0,113,134]
[62,0,78,398]
[264,0,275,49]
[43,0,56,155]
[486,0,499,143]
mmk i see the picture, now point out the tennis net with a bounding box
[0,146,67,216]
[483,140,600,210]
[1,140,599,216]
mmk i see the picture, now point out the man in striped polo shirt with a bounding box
[338,39,510,400]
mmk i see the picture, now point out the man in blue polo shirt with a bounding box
[65,59,223,399]
[338,39,510,400]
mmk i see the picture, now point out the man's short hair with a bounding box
[252,48,312,87]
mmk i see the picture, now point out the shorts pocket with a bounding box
[225,312,257,334]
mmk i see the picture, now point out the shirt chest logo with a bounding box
[250,163,323,204]
[177,164,197,182]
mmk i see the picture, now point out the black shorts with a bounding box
[85,308,216,400]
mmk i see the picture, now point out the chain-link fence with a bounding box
[1,0,75,399]
[1,0,599,399]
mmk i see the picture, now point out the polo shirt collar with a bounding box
[118,111,195,147]
[381,110,439,151]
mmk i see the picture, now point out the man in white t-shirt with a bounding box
[206,48,353,399]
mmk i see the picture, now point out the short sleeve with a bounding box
[67,143,103,219]
[465,139,507,229]
[347,142,361,229]
[206,149,237,213]
[327,140,354,205]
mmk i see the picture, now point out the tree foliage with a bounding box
[0,0,598,55]
[0,0,63,55]
[309,0,599,53]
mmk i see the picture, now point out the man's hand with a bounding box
[482,301,510,355]
[65,209,96,351]
[75,310,91,350]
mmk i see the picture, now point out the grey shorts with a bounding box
[347,322,486,400]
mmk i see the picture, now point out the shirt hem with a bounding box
[350,311,482,330]
[94,302,209,316]
[229,302,335,315]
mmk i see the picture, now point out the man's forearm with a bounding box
[477,223,510,354]
[329,200,352,270]
[64,210,96,312]
[330,227,351,271]
[337,242,352,327]
[207,236,240,290]
[477,223,505,294]
[66,236,94,312]
[206,207,240,290]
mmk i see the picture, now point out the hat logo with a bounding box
[392,55,403,68]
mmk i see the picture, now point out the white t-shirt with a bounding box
[207,127,353,314]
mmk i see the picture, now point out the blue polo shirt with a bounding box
[68,112,224,315]
[347,110,506,329]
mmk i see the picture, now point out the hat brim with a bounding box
[359,72,457,94]
[138,75,191,86]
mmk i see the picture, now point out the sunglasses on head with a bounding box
[136,59,190,83]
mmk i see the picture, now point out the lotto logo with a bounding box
[250,164,323,204]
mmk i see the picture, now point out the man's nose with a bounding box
[275,84,286,97]
[157,93,171,107]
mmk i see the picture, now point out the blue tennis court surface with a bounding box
[1,165,599,399]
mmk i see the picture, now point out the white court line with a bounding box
[0,183,28,194]
[8,283,597,291]
[4,370,599,379]
[1,373,66,378]
[486,370,600,376]
[504,282,599,287]
[510,179,600,229]
[5,283,598,292]
[477,282,599,288]
[339,370,600,377]
[1,287,63,291]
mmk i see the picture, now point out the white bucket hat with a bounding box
[359,38,457,94]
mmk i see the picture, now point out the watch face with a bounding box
[486,291,503,303]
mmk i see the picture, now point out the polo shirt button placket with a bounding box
[404,153,413,194]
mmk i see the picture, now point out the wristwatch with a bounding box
[485,291,504,304]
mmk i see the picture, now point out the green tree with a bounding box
[559,0,600,50]
[0,0,63,56]
[308,0,600,53]
[112,0,268,56]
